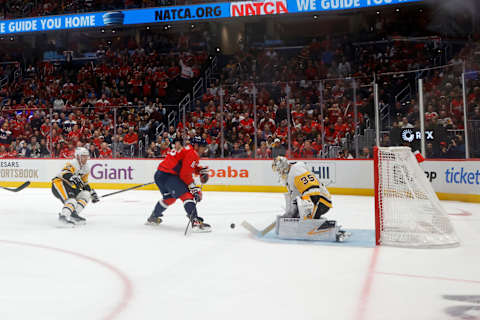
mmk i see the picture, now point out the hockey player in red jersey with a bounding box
[147,139,211,232]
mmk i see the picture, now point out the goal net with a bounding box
[374,146,459,248]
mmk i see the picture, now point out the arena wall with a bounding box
[0,159,478,202]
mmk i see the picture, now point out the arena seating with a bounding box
[0,17,478,159]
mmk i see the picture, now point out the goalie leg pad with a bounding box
[275,216,341,242]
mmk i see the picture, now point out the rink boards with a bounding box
[0,158,478,202]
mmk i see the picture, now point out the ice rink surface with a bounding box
[0,188,479,320]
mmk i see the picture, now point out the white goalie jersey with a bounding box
[271,156,349,242]
[284,162,332,219]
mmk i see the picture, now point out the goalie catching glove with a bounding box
[188,183,202,203]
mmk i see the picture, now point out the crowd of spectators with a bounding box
[165,32,479,159]
[0,31,210,158]
[0,19,479,159]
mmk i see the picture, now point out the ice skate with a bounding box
[70,211,86,225]
[191,217,211,233]
[145,213,163,226]
[58,213,76,228]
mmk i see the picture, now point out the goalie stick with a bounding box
[241,220,276,237]
[0,181,30,192]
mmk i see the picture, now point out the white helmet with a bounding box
[272,156,290,182]
[74,147,89,165]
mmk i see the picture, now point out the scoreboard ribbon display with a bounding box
[0,0,422,35]
[287,0,423,13]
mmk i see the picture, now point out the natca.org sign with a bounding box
[287,0,423,14]
[0,3,230,35]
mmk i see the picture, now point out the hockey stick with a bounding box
[0,181,30,192]
[241,220,276,237]
[101,182,155,198]
[56,177,154,198]
[184,219,191,236]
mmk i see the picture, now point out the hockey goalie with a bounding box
[272,156,350,242]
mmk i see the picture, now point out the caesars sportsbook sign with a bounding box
[0,0,421,35]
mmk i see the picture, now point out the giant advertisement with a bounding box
[0,0,422,35]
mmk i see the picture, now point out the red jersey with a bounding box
[158,145,201,185]
[124,132,138,144]
[99,148,113,158]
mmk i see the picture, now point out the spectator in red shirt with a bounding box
[239,113,254,135]
[99,142,113,158]
[334,117,348,138]
[67,124,82,141]
[10,114,25,138]
[7,144,18,158]
[291,141,302,158]
[168,61,180,79]
[275,119,289,139]
[301,140,316,158]
[123,127,138,156]
[59,143,75,158]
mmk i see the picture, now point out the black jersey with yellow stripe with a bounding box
[52,159,90,200]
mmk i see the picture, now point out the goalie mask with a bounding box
[272,156,290,183]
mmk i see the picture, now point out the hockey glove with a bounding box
[188,183,202,203]
[91,190,100,203]
[69,175,84,190]
[199,167,209,184]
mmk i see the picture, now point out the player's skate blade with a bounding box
[191,219,212,233]
[70,211,86,225]
[57,214,76,228]
[145,216,163,226]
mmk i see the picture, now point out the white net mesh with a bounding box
[375,147,459,248]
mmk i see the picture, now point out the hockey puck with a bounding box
[230,223,235,229]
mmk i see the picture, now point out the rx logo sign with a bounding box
[401,129,434,142]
